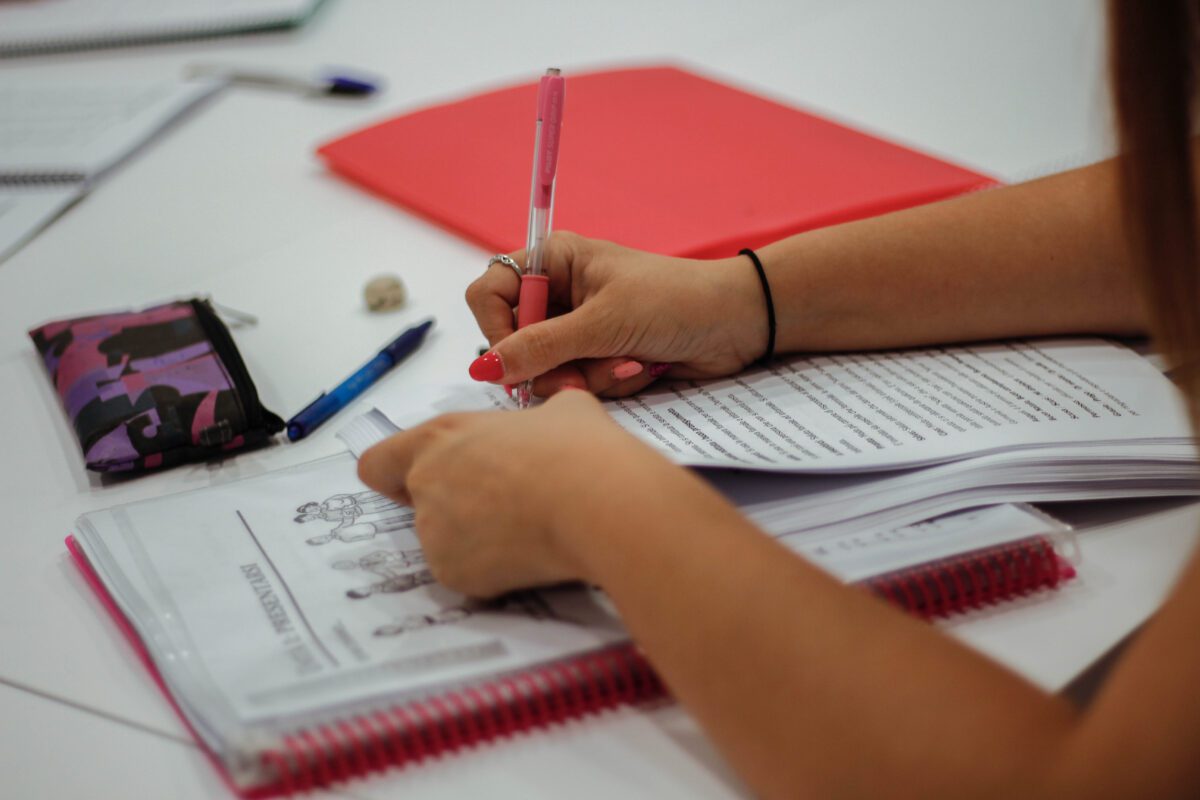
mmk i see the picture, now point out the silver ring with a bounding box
[487,254,522,279]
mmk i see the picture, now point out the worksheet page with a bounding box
[361,338,1192,473]
[74,454,626,745]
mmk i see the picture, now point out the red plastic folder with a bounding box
[317,65,997,258]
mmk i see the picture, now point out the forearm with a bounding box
[756,158,1146,353]
[559,454,1078,798]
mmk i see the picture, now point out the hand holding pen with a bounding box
[466,69,772,399]
[467,233,766,396]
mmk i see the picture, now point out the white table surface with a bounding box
[1,1,1195,797]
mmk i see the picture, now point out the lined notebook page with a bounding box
[0,186,84,264]
[0,80,220,182]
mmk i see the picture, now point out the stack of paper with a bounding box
[339,338,1200,537]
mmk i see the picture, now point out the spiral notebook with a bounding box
[0,0,326,57]
[68,452,1073,796]
[0,78,220,263]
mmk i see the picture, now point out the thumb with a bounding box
[471,310,604,384]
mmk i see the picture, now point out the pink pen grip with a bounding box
[517,274,550,329]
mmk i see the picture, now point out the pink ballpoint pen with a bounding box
[515,68,565,408]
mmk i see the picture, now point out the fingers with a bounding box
[517,357,674,399]
[544,383,602,408]
[540,358,667,398]
[466,232,585,347]
[358,432,421,503]
[480,307,605,384]
[537,231,587,307]
[358,415,469,503]
[466,249,524,347]
[597,359,660,398]
[530,363,588,397]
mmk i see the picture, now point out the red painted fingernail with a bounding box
[469,351,505,381]
[648,362,671,378]
[611,360,644,381]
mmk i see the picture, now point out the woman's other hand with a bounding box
[356,389,675,597]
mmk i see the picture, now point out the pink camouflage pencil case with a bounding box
[28,298,284,473]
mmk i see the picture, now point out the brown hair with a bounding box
[1110,1,1200,403]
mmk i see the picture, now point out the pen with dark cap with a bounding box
[287,318,434,441]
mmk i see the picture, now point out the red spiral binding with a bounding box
[863,535,1074,619]
[253,539,1068,795]
[258,644,664,795]
[462,685,496,739]
[335,719,367,778]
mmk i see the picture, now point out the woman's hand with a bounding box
[466,232,768,398]
[356,389,674,597]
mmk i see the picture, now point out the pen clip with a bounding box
[533,71,565,208]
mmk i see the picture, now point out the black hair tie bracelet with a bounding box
[739,248,776,365]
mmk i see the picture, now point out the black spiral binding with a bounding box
[0,173,87,186]
[0,10,316,59]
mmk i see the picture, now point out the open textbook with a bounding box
[339,337,1200,536]
[69,450,1068,794]
[349,338,1191,471]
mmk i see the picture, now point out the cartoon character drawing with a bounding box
[293,490,414,545]
[493,591,559,621]
[332,548,434,599]
[373,607,472,637]
[371,592,560,636]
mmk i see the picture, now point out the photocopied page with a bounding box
[73,454,626,764]
[355,338,1193,473]
[705,440,1200,538]
[785,503,1068,583]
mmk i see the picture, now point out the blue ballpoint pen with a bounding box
[286,318,434,441]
